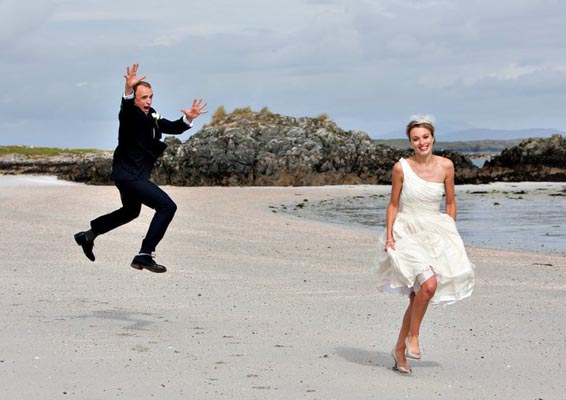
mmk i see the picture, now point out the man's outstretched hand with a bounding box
[181,99,208,123]
[124,63,146,95]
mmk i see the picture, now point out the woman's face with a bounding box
[409,126,434,156]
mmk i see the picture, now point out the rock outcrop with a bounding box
[0,152,113,184]
[479,134,566,182]
[156,109,400,186]
[58,153,113,185]
[153,108,477,186]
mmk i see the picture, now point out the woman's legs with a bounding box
[407,275,437,357]
[393,275,437,369]
[393,292,415,370]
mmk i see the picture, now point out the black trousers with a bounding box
[90,179,177,254]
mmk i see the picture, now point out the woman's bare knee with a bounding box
[421,277,437,299]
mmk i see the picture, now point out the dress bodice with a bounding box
[398,158,445,215]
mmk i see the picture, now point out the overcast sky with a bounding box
[1,0,565,149]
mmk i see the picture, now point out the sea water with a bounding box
[281,184,566,255]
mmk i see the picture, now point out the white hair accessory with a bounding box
[409,114,435,126]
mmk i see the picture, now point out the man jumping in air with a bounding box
[74,63,207,273]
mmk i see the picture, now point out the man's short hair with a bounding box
[133,81,152,95]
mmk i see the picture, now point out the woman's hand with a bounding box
[384,239,396,251]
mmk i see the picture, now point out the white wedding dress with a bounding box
[374,158,475,305]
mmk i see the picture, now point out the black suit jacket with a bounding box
[112,96,190,181]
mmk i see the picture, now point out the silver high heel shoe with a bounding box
[391,348,412,374]
[405,337,421,360]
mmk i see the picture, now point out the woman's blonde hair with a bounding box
[406,114,435,138]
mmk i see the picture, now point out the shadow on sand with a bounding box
[335,346,440,370]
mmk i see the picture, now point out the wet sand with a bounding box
[1,176,565,399]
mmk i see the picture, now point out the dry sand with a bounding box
[1,176,565,399]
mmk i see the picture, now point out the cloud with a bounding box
[0,0,58,46]
[1,0,566,149]
[486,63,566,82]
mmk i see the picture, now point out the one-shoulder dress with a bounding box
[374,158,475,305]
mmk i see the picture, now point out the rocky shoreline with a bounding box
[2,109,565,185]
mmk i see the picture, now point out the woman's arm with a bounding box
[385,161,403,251]
[443,158,457,220]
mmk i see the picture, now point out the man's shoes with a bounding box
[130,254,167,273]
[74,231,95,262]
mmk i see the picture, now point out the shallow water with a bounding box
[277,185,566,255]
[0,175,79,187]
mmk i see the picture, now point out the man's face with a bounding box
[134,85,153,114]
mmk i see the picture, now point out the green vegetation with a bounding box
[0,146,102,158]
[258,107,273,118]
[230,107,255,119]
[210,105,228,125]
[210,105,278,126]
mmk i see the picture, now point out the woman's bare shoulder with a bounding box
[435,155,454,168]
[392,160,404,173]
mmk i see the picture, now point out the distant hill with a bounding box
[376,128,564,142]
[442,128,564,141]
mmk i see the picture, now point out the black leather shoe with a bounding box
[130,254,167,273]
[74,231,95,261]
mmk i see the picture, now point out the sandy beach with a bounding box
[1,176,565,399]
